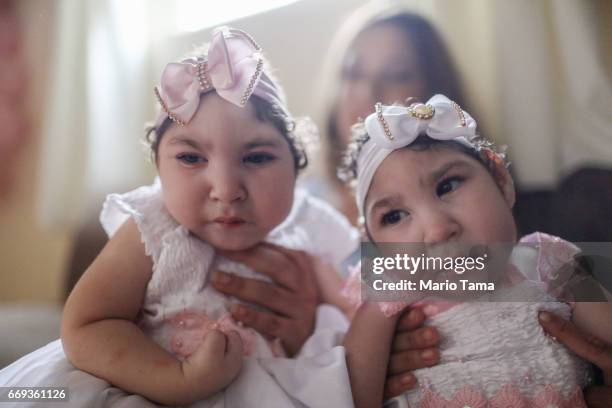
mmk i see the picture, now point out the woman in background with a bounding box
[313,4,470,224]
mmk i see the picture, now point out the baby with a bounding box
[0,27,357,408]
[341,95,612,407]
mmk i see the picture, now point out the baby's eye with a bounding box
[380,210,409,226]
[437,176,464,197]
[244,152,276,165]
[177,153,206,165]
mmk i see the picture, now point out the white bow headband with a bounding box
[356,94,480,217]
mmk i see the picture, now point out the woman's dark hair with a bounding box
[145,94,308,172]
[326,11,469,186]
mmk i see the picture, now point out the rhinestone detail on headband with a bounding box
[154,87,186,127]
[234,28,262,52]
[196,59,211,91]
[407,102,435,120]
[228,27,264,107]
[240,58,263,106]
[451,100,467,127]
[375,102,393,140]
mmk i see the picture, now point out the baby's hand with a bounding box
[180,329,243,402]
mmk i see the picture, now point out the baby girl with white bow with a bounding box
[341,95,612,407]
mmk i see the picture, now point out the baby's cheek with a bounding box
[256,185,294,228]
[476,202,516,243]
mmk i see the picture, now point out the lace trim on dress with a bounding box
[418,384,586,408]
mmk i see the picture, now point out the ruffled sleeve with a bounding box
[511,232,583,303]
[99,179,178,263]
[270,188,359,267]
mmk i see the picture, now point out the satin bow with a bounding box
[356,95,479,217]
[364,94,477,149]
[154,27,263,126]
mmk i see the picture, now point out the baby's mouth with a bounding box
[213,216,247,226]
[425,244,466,259]
[469,245,490,262]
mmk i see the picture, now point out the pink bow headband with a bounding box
[154,27,288,128]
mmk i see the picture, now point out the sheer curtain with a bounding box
[37,0,171,230]
[492,0,612,188]
[419,0,612,188]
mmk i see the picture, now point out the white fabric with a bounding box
[37,0,163,229]
[0,308,352,408]
[0,182,358,407]
[398,301,590,406]
[389,238,591,406]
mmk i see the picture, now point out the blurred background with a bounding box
[0,0,610,366]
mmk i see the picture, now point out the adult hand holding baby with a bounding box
[539,311,612,407]
[385,308,440,398]
[213,242,441,390]
[212,243,319,357]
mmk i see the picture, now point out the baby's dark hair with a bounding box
[144,94,309,173]
[338,121,508,187]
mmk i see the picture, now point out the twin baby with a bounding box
[1,26,609,408]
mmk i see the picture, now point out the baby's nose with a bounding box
[207,166,246,203]
[422,212,460,245]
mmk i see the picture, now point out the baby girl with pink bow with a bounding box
[340,96,612,407]
[0,27,358,407]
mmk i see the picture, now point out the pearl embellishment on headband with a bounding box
[407,102,435,120]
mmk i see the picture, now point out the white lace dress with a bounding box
[0,181,359,408]
[381,233,593,408]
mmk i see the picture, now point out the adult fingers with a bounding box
[260,243,313,279]
[230,304,310,356]
[387,348,439,375]
[538,311,612,375]
[384,373,418,399]
[584,385,612,408]
[230,304,286,339]
[218,244,300,291]
[392,327,439,352]
[396,308,427,332]
[229,303,312,350]
[257,243,319,294]
[211,272,295,317]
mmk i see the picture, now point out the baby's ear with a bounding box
[493,162,515,208]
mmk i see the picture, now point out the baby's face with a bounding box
[157,93,296,250]
[365,146,517,249]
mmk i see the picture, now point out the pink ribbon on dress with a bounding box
[154,26,265,127]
